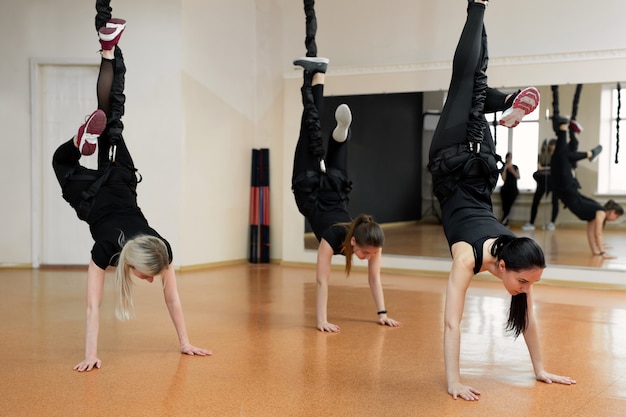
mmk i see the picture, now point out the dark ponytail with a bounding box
[506,294,528,338]
[491,236,546,338]
[340,214,384,275]
[604,199,624,216]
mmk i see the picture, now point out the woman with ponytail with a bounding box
[52,1,210,372]
[428,1,575,401]
[291,53,400,332]
[551,116,623,256]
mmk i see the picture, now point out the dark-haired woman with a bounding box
[499,152,519,226]
[428,0,575,401]
[522,139,559,231]
[551,117,623,256]
[291,56,401,333]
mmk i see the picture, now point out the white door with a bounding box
[38,64,99,266]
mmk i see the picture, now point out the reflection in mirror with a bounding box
[304,82,626,272]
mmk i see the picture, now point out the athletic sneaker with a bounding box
[589,145,603,162]
[570,119,584,133]
[106,18,126,30]
[547,222,556,231]
[99,19,126,50]
[499,87,540,128]
[76,109,107,156]
[521,223,536,231]
[293,57,329,74]
[332,104,352,142]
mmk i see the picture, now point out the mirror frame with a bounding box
[282,51,626,288]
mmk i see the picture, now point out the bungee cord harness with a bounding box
[615,82,622,164]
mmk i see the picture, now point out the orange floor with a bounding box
[1,264,625,416]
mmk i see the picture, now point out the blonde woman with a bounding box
[52,1,210,371]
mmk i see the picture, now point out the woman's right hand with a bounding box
[73,356,102,372]
[448,381,481,401]
[317,321,341,333]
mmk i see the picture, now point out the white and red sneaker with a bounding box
[106,18,126,30]
[76,110,107,156]
[99,18,126,50]
[499,86,540,128]
[570,119,584,133]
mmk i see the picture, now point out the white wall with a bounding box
[1,0,626,269]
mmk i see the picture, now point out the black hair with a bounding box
[490,236,546,338]
[604,199,624,216]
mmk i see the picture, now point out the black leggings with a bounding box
[291,75,350,217]
[52,47,135,216]
[429,3,489,159]
[529,174,559,224]
[500,186,518,222]
[428,3,506,204]
[551,129,601,221]
[567,131,590,170]
[292,79,348,181]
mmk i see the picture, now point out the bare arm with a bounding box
[521,287,544,375]
[366,249,401,327]
[73,260,105,372]
[162,264,212,356]
[444,243,481,400]
[523,287,576,385]
[586,211,607,256]
[316,239,339,332]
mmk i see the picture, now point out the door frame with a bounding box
[30,57,98,267]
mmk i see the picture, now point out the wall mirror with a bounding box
[303,82,626,273]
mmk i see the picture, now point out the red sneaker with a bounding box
[570,119,584,133]
[76,110,107,156]
[499,87,540,128]
[99,19,126,50]
[106,18,126,30]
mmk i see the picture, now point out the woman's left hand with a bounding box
[180,343,213,356]
[379,316,402,327]
[536,370,576,385]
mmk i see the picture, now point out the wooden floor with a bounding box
[1,264,626,416]
[306,222,626,270]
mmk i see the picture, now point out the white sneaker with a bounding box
[521,223,535,231]
[332,104,352,142]
[547,222,555,231]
